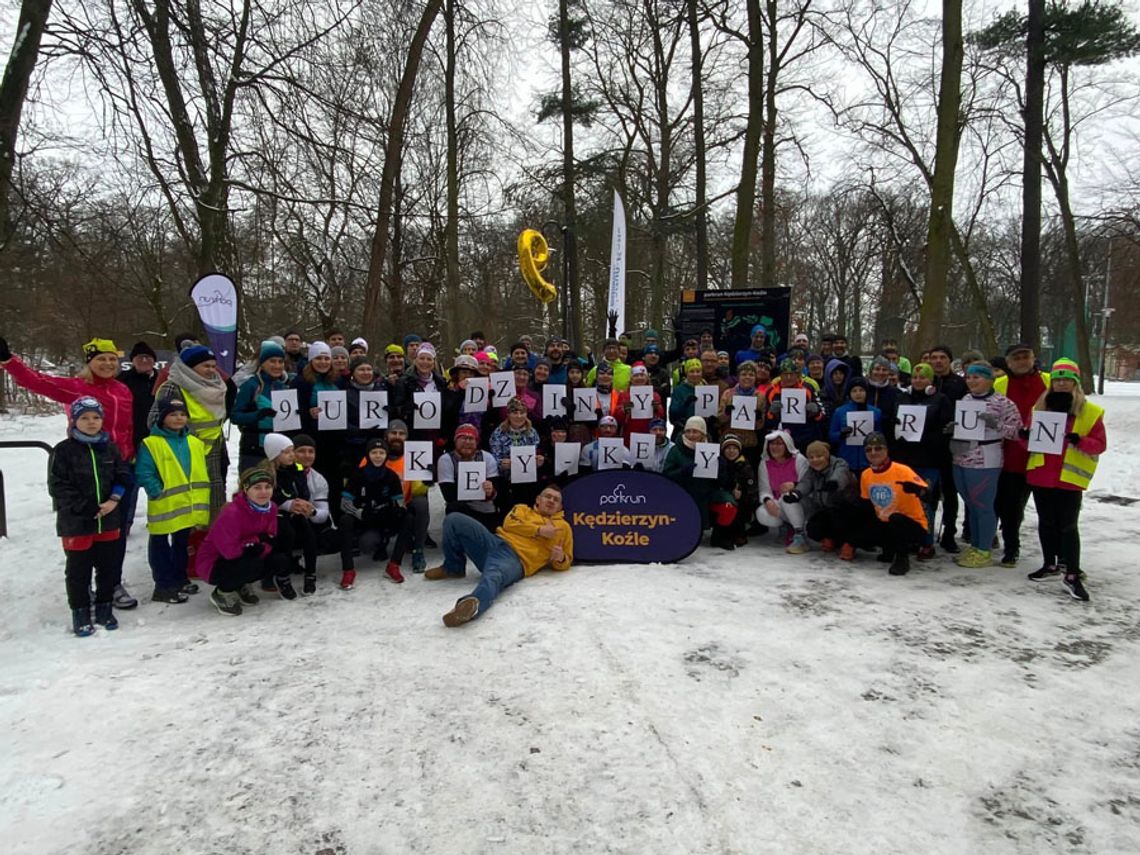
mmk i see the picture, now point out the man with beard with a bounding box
[437,424,502,531]
[830,334,863,377]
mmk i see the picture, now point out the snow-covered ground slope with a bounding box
[2,385,1139,855]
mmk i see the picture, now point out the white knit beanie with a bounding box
[263,432,293,461]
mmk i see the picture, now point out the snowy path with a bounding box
[2,388,1140,854]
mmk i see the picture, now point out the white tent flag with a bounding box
[317,391,347,431]
[359,390,389,429]
[456,460,487,501]
[414,391,442,430]
[629,433,655,467]
[630,386,654,419]
[845,410,874,445]
[607,190,627,336]
[695,385,719,418]
[730,395,757,431]
[895,405,927,442]
[509,445,539,483]
[463,378,489,413]
[554,442,582,476]
[781,389,807,425]
[693,442,720,479]
[954,399,987,440]
[271,389,301,432]
[543,384,567,417]
[403,441,434,481]
[490,371,515,407]
[1028,410,1068,455]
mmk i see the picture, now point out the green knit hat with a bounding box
[1051,357,1080,381]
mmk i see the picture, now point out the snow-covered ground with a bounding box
[2,385,1139,855]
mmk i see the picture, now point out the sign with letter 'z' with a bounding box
[561,470,703,564]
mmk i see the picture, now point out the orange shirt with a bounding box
[860,461,928,530]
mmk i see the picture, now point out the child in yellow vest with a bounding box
[135,398,211,603]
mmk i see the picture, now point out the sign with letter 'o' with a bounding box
[561,470,703,564]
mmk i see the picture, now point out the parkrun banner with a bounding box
[562,470,702,564]
[190,273,239,375]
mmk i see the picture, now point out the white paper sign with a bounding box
[509,445,539,483]
[954,399,987,440]
[597,437,627,471]
[457,460,486,500]
[463,378,489,413]
[543,384,567,417]
[317,390,347,431]
[414,391,442,430]
[693,441,720,479]
[490,371,515,407]
[895,405,927,443]
[780,388,807,425]
[629,433,654,467]
[402,441,434,481]
[1027,410,1068,455]
[845,410,875,446]
[554,442,581,476]
[573,388,599,422]
[359,390,389,430]
[629,387,654,419]
[271,389,301,432]
[730,394,758,431]
[695,385,719,418]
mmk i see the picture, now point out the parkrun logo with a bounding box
[196,289,234,307]
[598,483,647,506]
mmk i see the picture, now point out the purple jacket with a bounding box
[197,492,278,584]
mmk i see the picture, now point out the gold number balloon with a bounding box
[518,229,557,304]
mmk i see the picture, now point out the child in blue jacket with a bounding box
[829,378,881,477]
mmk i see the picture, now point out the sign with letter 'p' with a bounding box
[561,470,703,564]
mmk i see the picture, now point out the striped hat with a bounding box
[1051,358,1080,381]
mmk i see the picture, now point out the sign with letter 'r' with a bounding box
[562,470,703,564]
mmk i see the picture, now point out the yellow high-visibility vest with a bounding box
[143,434,211,534]
[1026,401,1103,490]
[182,390,223,446]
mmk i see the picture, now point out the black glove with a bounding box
[783,490,802,504]
[242,542,262,559]
[561,396,571,411]
[806,402,821,417]
[769,400,782,416]
[1018,428,1031,439]
[942,422,956,435]
[1066,432,1081,446]
[257,407,277,419]
[724,401,734,413]
[898,481,925,496]
[821,480,839,492]
[258,533,274,546]
[632,462,645,471]
[0,336,11,362]
[839,426,853,438]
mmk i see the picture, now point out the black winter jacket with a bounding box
[48,436,130,537]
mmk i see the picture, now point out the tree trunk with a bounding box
[687,0,707,291]
[361,0,444,343]
[731,0,762,289]
[1019,0,1045,351]
[760,0,779,290]
[0,0,53,248]
[916,0,963,346]
[444,0,461,318]
[558,0,582,346]
[1055,174,1095,390]
[649,8,671,331]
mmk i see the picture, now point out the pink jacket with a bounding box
[2,356,135,461]
[196,492,278,584]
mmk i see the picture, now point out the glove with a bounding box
[821,480,839,492]
[561,396,571,411]
[769,400,782,416]
[806,401,821,417]
[898,481,925,496]
[0,336,11,362]
[723,401,734,413]
[942,422,957,435]
[782,490,802,504]
[257,407,277,419]
[242,542,262,559]
[1066,432,1081,446]
[979,412,998,429]
[1018,428,1031,440]
[632,462,645,471]
[340,496,363,520]
[839,426,853,438]
[594,407,603,419]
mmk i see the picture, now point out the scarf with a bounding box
[70,428,109,445]
[246,497,272,514]
[169,357,228,417]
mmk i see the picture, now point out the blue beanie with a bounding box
[751,324,767,338]
[69,396,103,423]
[258,340,285,363]
[402,333,422,348]
[180,344,215,369]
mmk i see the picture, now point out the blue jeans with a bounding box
[148,528,191,589]
[441,513,524,618]
[953,466,999,551]
[914,467,941,546]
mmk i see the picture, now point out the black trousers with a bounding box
[64,540,119,610]
[850,504,927,557]
[274,513,318,575]
[939,459,959,536]
[1031,487,1083,573]
[805,506,861,545]
[211,554,272,593]
[995,470,1032,558]
[338,513,414,571]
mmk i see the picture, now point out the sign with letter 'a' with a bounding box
[561,470,703,564]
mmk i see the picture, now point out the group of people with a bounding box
[0,321,1106,637]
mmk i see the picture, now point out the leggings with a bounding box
[273,514,318,576]
[755,495,806,532]
[1031,487,1083,573]
[64,540,119,610]
[953,466,999,551]
[338,513,414,570]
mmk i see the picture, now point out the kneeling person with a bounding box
[858,432,929,576]
[426,485,573,626]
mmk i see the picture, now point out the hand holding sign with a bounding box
[317,390,347,431]
[490,371,515,406]
[695,385,719,418]
[693,442,720,479]
[456,460,486,500]
[573,388,599,422]
[403,441,434,481]
[1027,410,1067,455]
[845,411,874,446]
[509,445,538,483]
[895,405,927,442]
[543,384,567,417]
[359,390,389,429]
[780,389,807,425]
[272,389,301,432]
[554,442,581,475]
[463,378,489,413]
[630,387,654,419]
[597,437,627,471]
[414,391,441,430]
[954,399,987,440]
[730,395,757,430]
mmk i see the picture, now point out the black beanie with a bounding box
[129,341,157,360]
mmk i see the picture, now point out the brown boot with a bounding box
[425,565,464,580]
[443,596,480,627]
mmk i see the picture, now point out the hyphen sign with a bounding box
[561,470,703,563]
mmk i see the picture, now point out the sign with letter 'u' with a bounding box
[561,470,703,564]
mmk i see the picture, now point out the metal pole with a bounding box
[1098,242,1111,395]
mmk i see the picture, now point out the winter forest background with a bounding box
[1,0,1139,379]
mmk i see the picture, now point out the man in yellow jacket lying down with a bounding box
[425,484,574,626]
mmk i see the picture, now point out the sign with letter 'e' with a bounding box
[561,470,703,564]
